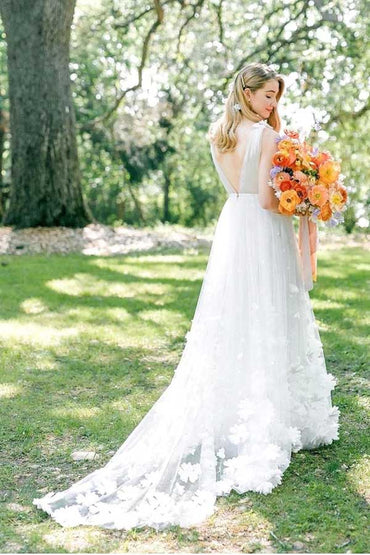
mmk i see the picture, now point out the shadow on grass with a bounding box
[0,244,369,553]
[0,247,209,327]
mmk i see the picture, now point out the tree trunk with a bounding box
[0,109,6,217]
[162,171,171,223]
[0,0,91,228]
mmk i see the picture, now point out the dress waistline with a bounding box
[228,192,258,196]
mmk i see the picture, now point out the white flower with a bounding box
[178,462,201,483]
[233,103,242,112]
[76,491,100,506]
[289,283,299,293]
[237,399,255,421]
[116,485,141,501]
[53,506,83,527]
[215,478,234,495]
[256,481,274,494]
[139,470,161,488]
[295,202,308,212]
[216,447,225,459]
[173,482,185,496]
[95,477,117,496]
[229,423,249,444]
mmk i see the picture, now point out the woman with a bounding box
[33,62,340,531]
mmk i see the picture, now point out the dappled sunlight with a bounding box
[0,246,368,553]
[47,274,171,299]
[315,318,330,332]
[355,395,369,412]
[103,307,130,321]
[346,455,370,503]
[90,255,206,281]
[209,500,274,549]
[140,308,185,327]
[52,406,101,419]
[33,353,59,371]
[315,288,360,301]
[46,275,106,297]
[0,321,79,346]
[322,325,367,346]
[311,299,344,311]
[21,298,48,315]
[42,527,103,553]
[0,383,23,398]
[42,524,177,553]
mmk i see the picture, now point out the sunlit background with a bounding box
[1,0,369,229]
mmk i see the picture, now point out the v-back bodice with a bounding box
[210,120,272,196]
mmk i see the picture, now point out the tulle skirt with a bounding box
[33,193,340,530]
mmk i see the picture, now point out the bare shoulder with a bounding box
[262,126,280,141]
[261,126,280,155]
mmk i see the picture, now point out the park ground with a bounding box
[0,227,368,553]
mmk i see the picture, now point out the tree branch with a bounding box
[312,0,343,23]
[88,0,164,127]
[214,0,225,47]
[112,0,175,30]
[330,98,370,125]
[176,0,206,54]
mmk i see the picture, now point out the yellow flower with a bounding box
[279,190,300,213]
[319,160,341,185]
[329,189,346,209]
[277,139,293,151]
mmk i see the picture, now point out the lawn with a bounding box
[0,239,369,553]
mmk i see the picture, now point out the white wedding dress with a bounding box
[33,119,340,530]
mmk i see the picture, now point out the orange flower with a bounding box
[280,180,293,192]
[273,171,291,186]
[293,170,309,186]
[284,129,300,139]
[272,150,296,167]
[294,184,308,200]
[278,204,294,216]
[316,151,332,165]
[311,151,331,170]
[316,179,331,189]
[279,190,300,213]
[308,185,329,207]
[319,160,341,185]
[318,202,332,221]
[338,185,348,204]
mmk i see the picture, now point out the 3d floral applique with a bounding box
[229,423,249,444]
[178,462,201,483]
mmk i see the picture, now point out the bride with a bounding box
[33,62,340,531]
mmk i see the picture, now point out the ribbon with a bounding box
[298,214,318,291]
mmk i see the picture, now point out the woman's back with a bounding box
[210,120,274,196]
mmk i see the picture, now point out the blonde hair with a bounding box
[208,62,285,152]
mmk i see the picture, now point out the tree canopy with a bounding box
[0,0,369,230]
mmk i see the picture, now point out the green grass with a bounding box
[0,241,369,553]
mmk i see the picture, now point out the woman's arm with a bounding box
[258,128,290,215]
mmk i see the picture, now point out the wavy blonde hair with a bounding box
[208,62,285,152]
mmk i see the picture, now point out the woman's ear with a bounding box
[243,88,252,102]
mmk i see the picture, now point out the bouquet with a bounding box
[268,128,348,290]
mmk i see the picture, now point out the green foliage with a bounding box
[343,205,357,234]
[0,1,369,229]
